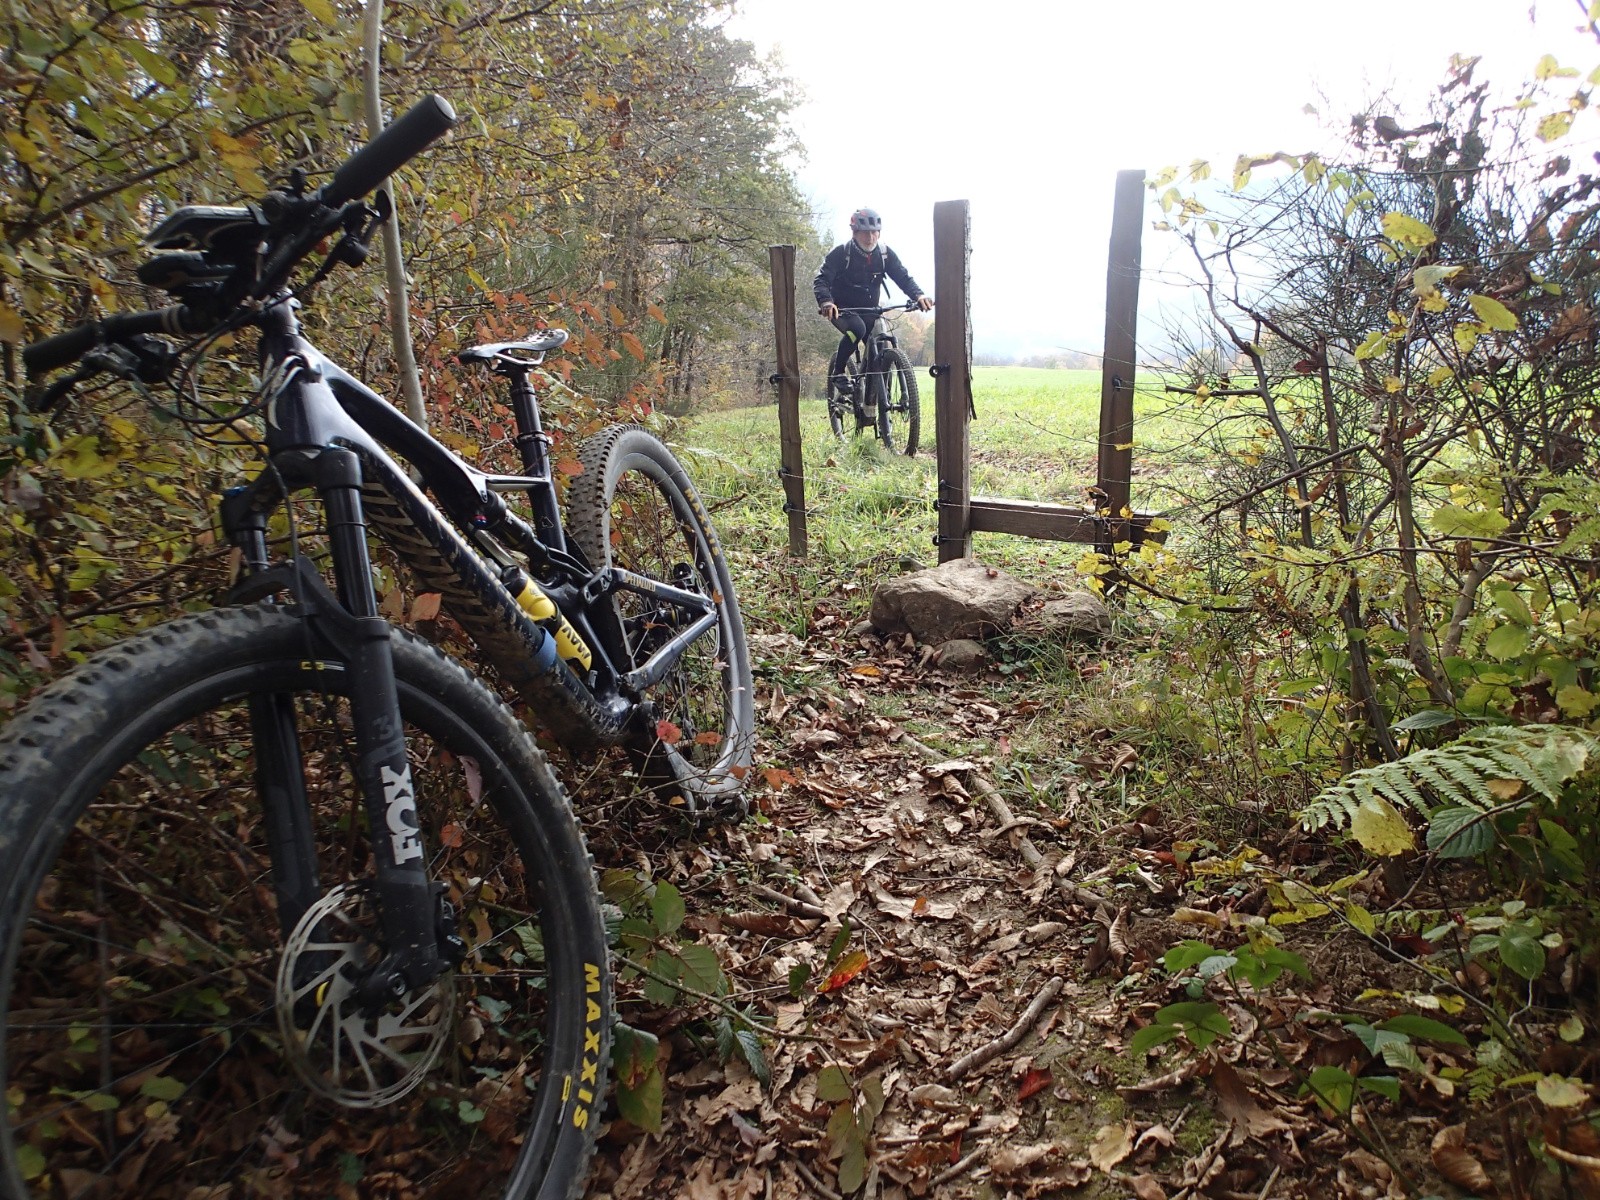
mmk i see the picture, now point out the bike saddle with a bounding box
[458,330,570,366]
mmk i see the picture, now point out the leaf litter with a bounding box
[578,603,1524,1199]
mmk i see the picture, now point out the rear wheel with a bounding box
[569,425,755,816]
[876,347,921,456]
[0,607,610,1200]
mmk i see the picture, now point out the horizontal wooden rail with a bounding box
[966,497,1165,546]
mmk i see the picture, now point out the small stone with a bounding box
[935,638,989,670]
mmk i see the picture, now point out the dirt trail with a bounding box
[580,620,1475,1200]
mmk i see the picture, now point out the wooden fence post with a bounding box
[769,245,807,557]
[932,200,972,563]
[1095,170,1145,551]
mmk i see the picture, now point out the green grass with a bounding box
[677,365,1205,600]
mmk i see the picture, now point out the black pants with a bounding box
[829,311,871,382]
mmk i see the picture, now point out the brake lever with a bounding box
[26,368,89,414]
[25,337,179,415]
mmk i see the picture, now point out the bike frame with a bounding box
[220,295,715,997]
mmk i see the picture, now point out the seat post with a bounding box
[500,363,565,550]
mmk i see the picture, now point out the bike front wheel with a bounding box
[875,347,921,456]
[569,425,755,816]
[0,606,611,1200]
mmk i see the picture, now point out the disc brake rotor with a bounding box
[275,883,453,1108]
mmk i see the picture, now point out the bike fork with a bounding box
[232,447,453,1005]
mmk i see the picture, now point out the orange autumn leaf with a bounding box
[818,949,869,993]
[439,823,464,849]
[655,719,683,745]
[620,331,646,361]
[694,731,722,746]
[411,593,442,622]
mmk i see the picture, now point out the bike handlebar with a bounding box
[319,94,456,206]
[23,94,458,381]
[829,301,926,315]
[24,305,198,376]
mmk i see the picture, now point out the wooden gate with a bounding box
[770,171,1161,562]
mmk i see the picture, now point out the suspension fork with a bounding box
[317,446,447,1001]
[224,450,447,1000]
[223,489,322,940]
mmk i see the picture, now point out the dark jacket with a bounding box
[813,240,925,311]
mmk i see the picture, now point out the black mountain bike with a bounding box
[827,302,923,455]
[0,96,753,1200]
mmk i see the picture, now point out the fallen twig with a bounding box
[793,1158,842,1200]
[931,1148,986,1187]
[896,729,1114,923]
[751,882,828,920]
[944,976,1066,1082]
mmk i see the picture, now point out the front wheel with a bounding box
[0,607,611,1200]
[876,347,921,456]
[568,425,755,816]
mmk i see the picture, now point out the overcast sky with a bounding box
[725,0,1598,358]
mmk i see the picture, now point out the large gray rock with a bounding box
[869,558,1038,643]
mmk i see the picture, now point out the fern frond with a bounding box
[1298,725,1600,833]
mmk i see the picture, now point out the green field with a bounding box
[674,365,1202,610]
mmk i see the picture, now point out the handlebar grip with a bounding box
[23,322,101,376]
[23,306,194,376]
[319,94,457,207]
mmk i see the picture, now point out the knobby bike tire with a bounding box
[0,606,611,1200]
[827,378,848,439]
[877,347,921,456]
[568,425,755,817]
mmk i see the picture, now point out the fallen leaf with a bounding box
[1018,1068,1053,1100]
[990,1143,1062,1175]
[1172,906,1226,929]
[818,949,869,994]
[1089,1121,1134,1172]
[1210,1061,1292,1141]
[1431,1124,1493,1193]
[908,1083,960,1108]
[1538,1074,1590,1108]
[1131,1175,1167,1200]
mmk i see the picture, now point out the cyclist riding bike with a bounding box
[814,207,933,404]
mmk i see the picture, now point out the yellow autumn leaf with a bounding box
[300,0,337,21]
[0,302,22,344]
[1384,376,1403,393]
[1535,54,1578,80]
[1468,294,1518,331]
[1350,795,1416,856]
[1354,330,1388,361]
[1382,211,1436,250]
[1538,111,1575,143]
[1454,324,1480,353]
[5,129,39,165]
[1485,777,1523,800]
